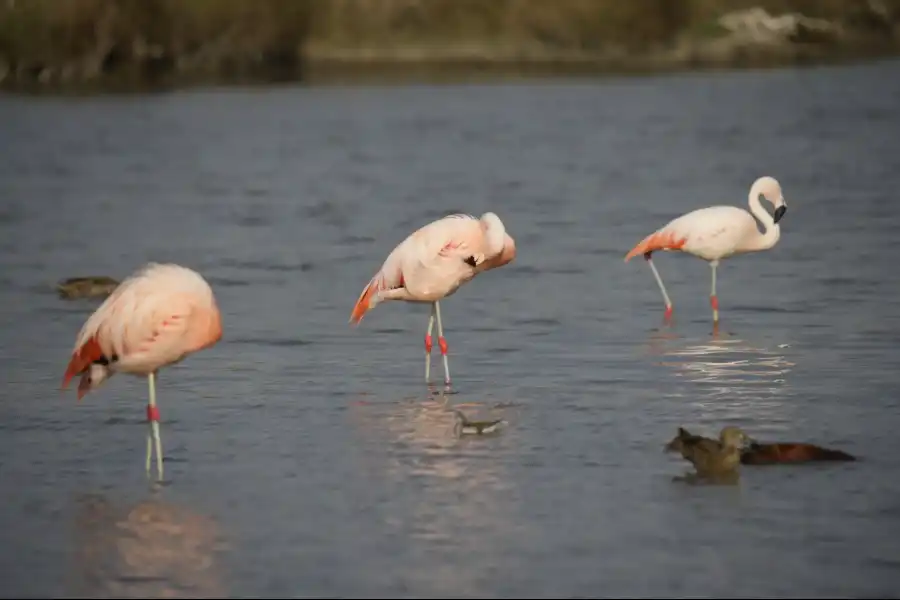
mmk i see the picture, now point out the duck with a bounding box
[665,425,752,481]
[57,276,120,300]
[740,441,856,465]
[452,409,505,437]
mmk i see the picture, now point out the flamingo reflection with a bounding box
[68,494,227,598]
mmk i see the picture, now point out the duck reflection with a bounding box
[68,493,227,598]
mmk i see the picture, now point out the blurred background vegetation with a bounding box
[1,0,897,90]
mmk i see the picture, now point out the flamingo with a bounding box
[624,176,787,325]
[349,212,516,387]
[61,263,223,480]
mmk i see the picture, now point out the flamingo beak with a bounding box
[773,205,787,224]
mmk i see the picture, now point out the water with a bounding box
[2,58,900,598]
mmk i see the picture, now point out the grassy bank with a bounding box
[1,0,898,92]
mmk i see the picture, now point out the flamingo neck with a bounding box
[745,184,780,252]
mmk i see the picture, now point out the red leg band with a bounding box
[438,336,448,356]
[425,334,433,353]
[711,296,719,310]
[147,405,160,422]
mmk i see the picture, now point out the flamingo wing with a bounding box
[624,206,754,261]
[414,214,485,268]
[62,264,218,388]
[624,220,689,262]
[349,242,407,325]
[349,214,483,324]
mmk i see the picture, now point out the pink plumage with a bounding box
[349,212,516,386]
[62,262,222,399]
[625,176,788,325]
[61,262,222,480]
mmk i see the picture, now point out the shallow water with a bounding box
[1,58,900,598]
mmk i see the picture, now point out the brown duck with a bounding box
[57,276,120,300]
[665,426,752,480]
[740,441,856,465]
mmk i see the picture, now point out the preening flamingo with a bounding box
[61,263,223,480]
[349,212,516,386]
[624,176,787,325]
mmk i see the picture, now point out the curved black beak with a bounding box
[773,205,787,224]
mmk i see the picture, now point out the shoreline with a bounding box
[2,3,898,95]
[3,44,899,96]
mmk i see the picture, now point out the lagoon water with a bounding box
[1,58,900,597]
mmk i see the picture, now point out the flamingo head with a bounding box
[495,233,516,267]
[478,212,516,270]
[754,176,787,224]
[77,364,110,401]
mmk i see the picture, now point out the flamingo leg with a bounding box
[146,371,164,481]
[434,300,451,386]
[710,259,719,324]
[424,303,436,384]
[645,252,673,320]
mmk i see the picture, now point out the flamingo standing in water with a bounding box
[349,212,516,386]
[61,263,223,480]
[624,176,788,326]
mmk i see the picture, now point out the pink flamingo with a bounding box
[349,212,516,386]
[624,176,787,325]
[61,263,223,480]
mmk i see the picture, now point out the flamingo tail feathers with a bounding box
[624,229,687,262]
[61,336,103,390]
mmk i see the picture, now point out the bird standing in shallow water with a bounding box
[349,212,516,388]
[61,263,223,481]
[625,176,788,328]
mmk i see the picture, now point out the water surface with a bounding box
[1,59,900,597]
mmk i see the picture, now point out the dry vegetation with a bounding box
[0,0,897,90]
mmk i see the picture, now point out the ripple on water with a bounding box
[647,333,799,432]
